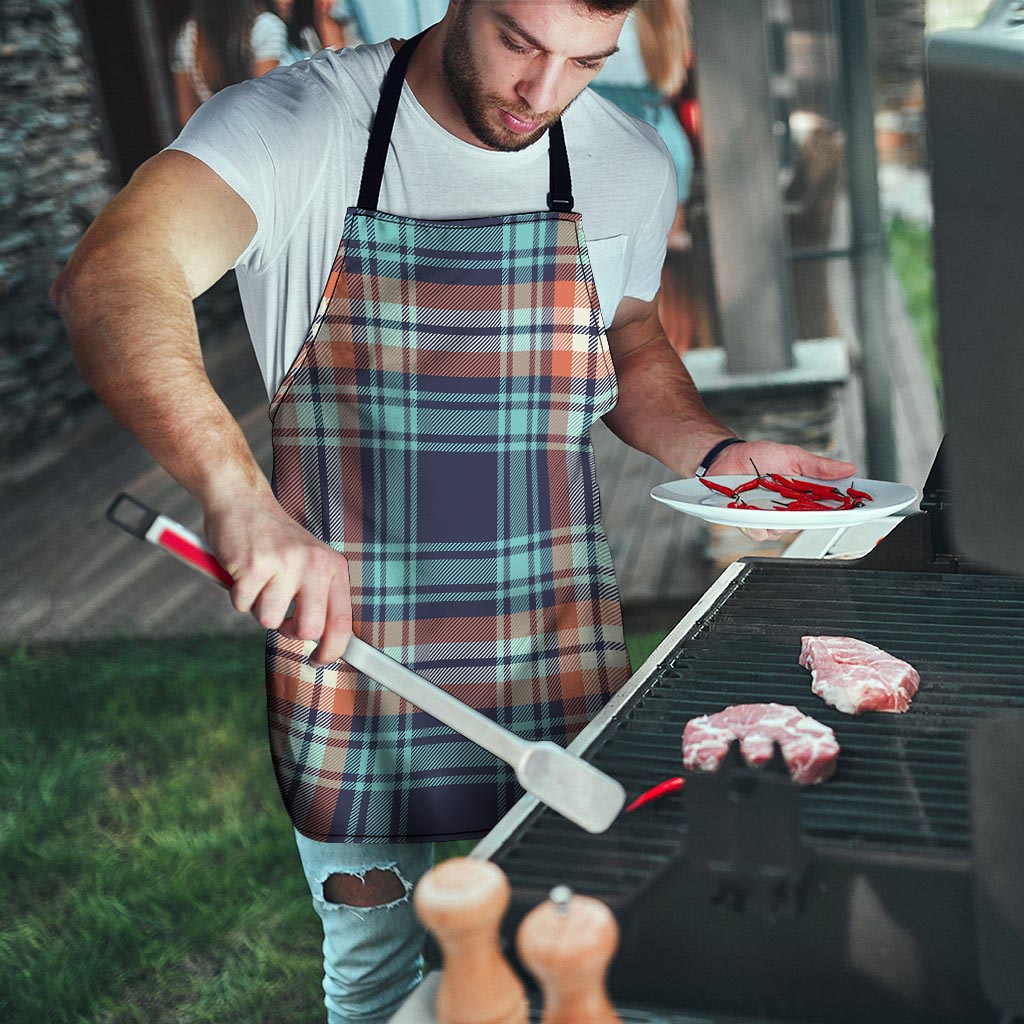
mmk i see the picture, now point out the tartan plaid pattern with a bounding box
[266,208,631,842]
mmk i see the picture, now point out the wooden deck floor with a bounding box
[0,327,271,644]
[1,251,940,645]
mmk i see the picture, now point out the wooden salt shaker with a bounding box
[516,885,621,1024]
[413,857,528,1024]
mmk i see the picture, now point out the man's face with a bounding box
[441,1,627,152]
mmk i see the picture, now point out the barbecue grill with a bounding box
[394,10,1024,1022]
[470,448,1023,1022]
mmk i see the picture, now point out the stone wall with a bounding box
[0,0,246,463]
[0,0,116,460]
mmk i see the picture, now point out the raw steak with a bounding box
[799,636,920,716]
[682,703,840,786]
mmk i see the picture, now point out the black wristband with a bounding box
[695,437,745,478]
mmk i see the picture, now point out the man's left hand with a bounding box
[706,440,857,543]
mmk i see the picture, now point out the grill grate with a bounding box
[493,564,1024,903]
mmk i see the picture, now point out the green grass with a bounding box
[1,629,666,1022]
[887,215,942,406]
[1,637,322,1023]
[625,631,669,672]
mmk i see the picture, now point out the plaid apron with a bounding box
[266,31,630,842]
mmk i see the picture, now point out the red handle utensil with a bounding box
[106,493,234,588]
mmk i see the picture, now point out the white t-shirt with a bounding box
[168,39,677,399]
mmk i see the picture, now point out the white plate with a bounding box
[650,476,920,530]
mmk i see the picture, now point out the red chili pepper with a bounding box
[773,473,845,499]
[699,477,737,498]
[734,478,761,494]
[760,479,822,501]
[847,486,873,501]
[768,473,816,494]
[758,478,800,496]
[776,498,835,511]
[626,776,685,813]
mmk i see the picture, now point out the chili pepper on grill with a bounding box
[626,776,685,813]
[698,477,738,498]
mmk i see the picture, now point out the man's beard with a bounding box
[441,4,560,152]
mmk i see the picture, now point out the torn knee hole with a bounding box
[323,868,407,908]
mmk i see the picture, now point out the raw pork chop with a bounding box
[799,636,920,716]
[682,703,840,785]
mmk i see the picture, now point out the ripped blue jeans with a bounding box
[293,828,437,1024]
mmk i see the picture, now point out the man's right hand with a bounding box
[204,493,352,666]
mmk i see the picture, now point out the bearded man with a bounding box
[52,2,854,1020]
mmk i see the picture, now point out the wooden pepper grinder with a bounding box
[413,857,528,1024]
[516,885,621,1024]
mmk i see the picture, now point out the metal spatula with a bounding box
[106,493,626,834]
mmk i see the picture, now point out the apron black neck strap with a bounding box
[546,120,573,213]
[357,30,574,214]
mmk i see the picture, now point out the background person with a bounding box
[591,0,694,244]
[335,0,450,46]
[171,0,289,127]
[276,0,350,63]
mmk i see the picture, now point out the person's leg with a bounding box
[293,828,436,1024]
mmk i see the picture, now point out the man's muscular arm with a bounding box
[51,150,351,663]
[602,295,735,477]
